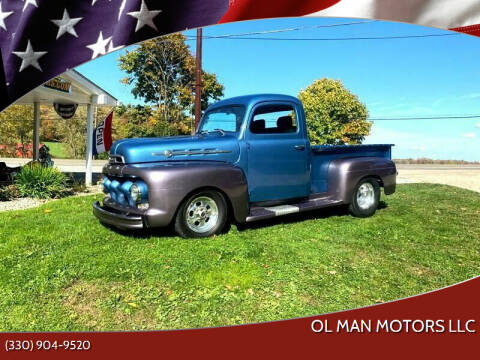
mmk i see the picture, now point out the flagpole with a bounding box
[194,27,203,132]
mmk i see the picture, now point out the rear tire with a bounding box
[349,177,380,218]
[174,190,228,238]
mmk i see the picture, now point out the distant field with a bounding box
[394,158,479,165]
[43,142,68,159]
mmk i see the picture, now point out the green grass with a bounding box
[0,184,479,331]
[43,141,68,159]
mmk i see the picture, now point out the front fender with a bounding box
[119,161,249,226]
[327,157,397,203]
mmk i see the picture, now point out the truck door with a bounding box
[246,102,310,203]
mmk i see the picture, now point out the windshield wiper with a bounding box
[213,128,225,136]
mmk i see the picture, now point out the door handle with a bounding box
[294,145,305,151]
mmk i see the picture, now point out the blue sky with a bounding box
[77,17,480,161]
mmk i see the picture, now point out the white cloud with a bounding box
[476,122,480,128]
[412,145,426,151]
[463,132,476,138]
[460,93,480,100]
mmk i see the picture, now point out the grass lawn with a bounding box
[43,141,68,159]
[0,184,479,331]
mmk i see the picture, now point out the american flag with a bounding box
[1,0,480,112]
[0,0,229,111]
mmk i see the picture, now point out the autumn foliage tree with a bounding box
[118,34,224,133]
[298,79,371,145]
[0,105,33,156]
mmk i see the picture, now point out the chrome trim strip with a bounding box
[152,149,232,157]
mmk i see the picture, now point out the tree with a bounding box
[0,105,33,156]
[53,105,115,159]
[118,34,224,132]
[298,79,371,145]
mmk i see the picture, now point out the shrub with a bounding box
[15,163,72,199]
[0,185,20,201]
[71,179,87,193]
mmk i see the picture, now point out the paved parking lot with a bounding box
[396,164,480,192]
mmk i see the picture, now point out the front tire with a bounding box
[174,190,228,238]
[349,177,380,218]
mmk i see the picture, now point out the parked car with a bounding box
[94,94,396,238]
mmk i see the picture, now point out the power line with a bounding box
[189,20,377,39]
[370,115,480,121]
[186,33,459,41]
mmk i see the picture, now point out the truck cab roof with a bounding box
[207,94,302,111]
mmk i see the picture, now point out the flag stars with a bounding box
[51,9,83,39]
[13,40,47,72]
[107,40,124,54]
[0,1,13,31]
[22,0,38,12]
[118,0,126,20]
[86,31,112,59]
[91,0,112,6]
[127,0,162,32]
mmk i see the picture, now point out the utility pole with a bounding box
[194,27,203,132]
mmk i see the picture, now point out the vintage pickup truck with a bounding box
[94,94,396,238]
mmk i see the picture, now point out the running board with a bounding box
[246,197,342,222]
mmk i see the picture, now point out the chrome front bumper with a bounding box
[92,201,145,230]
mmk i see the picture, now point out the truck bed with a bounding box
[310,144,393,194]
[311,144,393,155]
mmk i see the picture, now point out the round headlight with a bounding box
[130,183,142,203]
[102,177,111,194]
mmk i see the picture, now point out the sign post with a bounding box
[194,27,203,131]
[85,95,98,186]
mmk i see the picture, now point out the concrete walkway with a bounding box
[0,157,107,173]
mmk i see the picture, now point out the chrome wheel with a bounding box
[356,182,375,210]
[185,196,219,233]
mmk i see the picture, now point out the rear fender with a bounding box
[327,157,397,203]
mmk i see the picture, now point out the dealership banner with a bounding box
[92,110,113,156]
[0,277,479,357]
[2,0,480,112]
[1,0,480,357]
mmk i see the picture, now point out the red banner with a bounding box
[1,277,479,358]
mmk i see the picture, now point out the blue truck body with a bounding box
[96,94,396,237]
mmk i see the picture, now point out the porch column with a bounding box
[33,102,40,160]
[85,95,98,186]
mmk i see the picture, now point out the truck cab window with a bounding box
[199,105,245,133]
[250,104,297,134]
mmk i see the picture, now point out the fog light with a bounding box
[130,183,141,203]
[137,202,149,210]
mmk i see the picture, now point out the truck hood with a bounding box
[110,133,240,164]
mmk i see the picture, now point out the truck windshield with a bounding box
[198,106,245,134]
